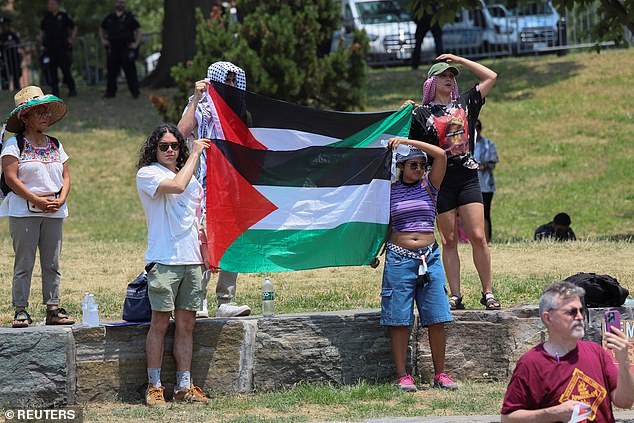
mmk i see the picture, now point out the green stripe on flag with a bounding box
[329,104,413,148]
[219,222,389,273]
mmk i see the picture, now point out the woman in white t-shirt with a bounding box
[0,86,74,328]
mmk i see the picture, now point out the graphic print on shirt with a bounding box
[559,368,607,421]
[432,108,469,157]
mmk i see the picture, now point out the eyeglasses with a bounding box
[407,161,426,170]
[158,142,180,152]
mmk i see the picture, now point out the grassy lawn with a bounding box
[0,48,633,421]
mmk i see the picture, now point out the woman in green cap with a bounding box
[1,86,74,327]
[405,54,500,311]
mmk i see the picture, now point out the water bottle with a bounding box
[87,294,99,326]
[81,292,92,325]
[625,297,634,306]
[262,277,274,317]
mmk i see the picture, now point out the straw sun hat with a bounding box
[4,86,67,133]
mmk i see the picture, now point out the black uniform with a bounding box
[101,11,140,98]
[0,25,22,90]
[41,10,76,96]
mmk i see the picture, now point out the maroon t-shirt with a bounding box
[501,341,618,422]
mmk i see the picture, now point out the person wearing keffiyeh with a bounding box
[177,61,251,319]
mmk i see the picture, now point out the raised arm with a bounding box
[387,137,447,188]
[177,79,210,138]
[156,139,210,195]
[436,54,497,98]
[606,327,634,409]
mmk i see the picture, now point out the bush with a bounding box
[165,1,368,122]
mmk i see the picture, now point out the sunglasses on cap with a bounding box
[158,142,180,152]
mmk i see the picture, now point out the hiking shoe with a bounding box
[216,303,251,317]
[173,385,210,404]
[396,374,418,392]
[145,384,167,407]
[433,373,458,390]
[196,298,209,318]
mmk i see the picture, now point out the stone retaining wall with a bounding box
[0,305,631,406]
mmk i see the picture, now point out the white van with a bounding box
[333,0,435,64]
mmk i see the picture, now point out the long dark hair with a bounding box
[137,123,189,170]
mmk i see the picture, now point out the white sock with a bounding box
[147,368,161,388]
[175,370,191,392]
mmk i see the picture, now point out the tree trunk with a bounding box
[146,0,197,88]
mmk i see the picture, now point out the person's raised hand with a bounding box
[605,326,630,364]
[191,138,211,156]
[436,53,462,64]
[193,79,210,101]
[400,99,418,109]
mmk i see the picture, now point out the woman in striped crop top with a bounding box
[378,136,457,391]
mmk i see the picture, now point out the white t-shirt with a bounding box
[0,135,69,218]
[136,163,204,265]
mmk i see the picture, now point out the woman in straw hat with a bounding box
[1,85,74,327]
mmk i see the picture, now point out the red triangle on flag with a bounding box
[208,86,267,150]
[205,143,278,267]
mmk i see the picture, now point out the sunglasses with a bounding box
[556,307,585,317]
[158,142,180,152]
[407,161,426,170]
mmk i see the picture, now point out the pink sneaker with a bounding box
[396,374,418,392]
[433,372,458,390]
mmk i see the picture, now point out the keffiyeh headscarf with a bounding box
[206,61,247,90]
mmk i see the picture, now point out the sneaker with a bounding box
[433,373,458,390]
[145,384,167,407]
[173,385,210,404]
[216,303,251,317]
[196,298,209,318]
[396,374,418,392]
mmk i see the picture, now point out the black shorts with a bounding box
[437,166,483,214]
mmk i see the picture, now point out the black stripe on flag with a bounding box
[211,139,392,188]
[214,82,396,139]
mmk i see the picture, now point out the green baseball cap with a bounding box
[427,61,460,79]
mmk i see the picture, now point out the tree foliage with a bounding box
[166,1,368,121]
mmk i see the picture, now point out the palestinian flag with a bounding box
[206,82,413,150]
[205,84,413,272]
[207,140,392,272]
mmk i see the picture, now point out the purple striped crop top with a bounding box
[390,175,438,233]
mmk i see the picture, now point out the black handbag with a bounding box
[122,263,154,322]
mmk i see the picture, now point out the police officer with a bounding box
[99,0,142,99]
[40,0,77,97]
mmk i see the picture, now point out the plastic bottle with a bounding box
[82,292,92,325]
[625,297,634,306]
[262,277,274,317]
[87,294,99,326]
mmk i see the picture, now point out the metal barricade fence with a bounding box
[0,32,160,93]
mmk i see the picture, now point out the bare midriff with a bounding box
[389,231,436,251]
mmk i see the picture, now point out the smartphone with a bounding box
[604,310,621,333]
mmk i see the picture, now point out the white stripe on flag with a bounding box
[250,128,401,150]
[250,179,391,230]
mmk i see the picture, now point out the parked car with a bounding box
[332,0,435,64]
[485,1,567,53]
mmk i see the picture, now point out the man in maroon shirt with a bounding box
[501,281,633,422]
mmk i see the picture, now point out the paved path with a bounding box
[313,410,634,422]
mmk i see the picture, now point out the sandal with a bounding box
[12,309,33,328]
[46,308,75,325]
[449,295,465,310]
[480,292,501,310]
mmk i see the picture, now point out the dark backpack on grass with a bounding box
[0,133,60,196]
[564,272,629,307]
[122,263,155,322]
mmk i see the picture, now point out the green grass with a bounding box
[0,48,633,421]
[79,380,507,422]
